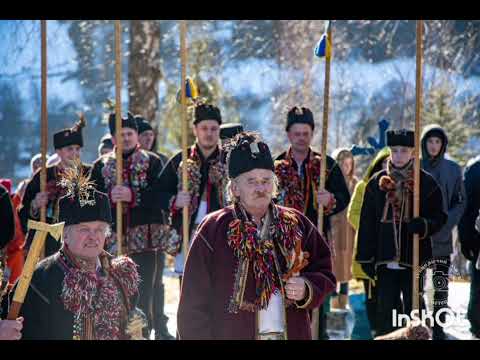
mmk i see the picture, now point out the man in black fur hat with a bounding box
[356,129,447,336]
[157,103,229,280]
[274,106,351,339]
[19,115,90,257]
[177,131,336,339]
[90,112,178,340]
[5,161,143,340]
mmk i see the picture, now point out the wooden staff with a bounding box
[115,20,123,256]
[412,20,424,312]
[312,21,332,341]
[39,20,48,260]
[180,20,189,267]
[317,23,332,235]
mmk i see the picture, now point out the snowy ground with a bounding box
[163,268,180,338]
[443,281,472,340]
[157,266,476,340]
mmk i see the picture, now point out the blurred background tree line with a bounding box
[1,20,480,184]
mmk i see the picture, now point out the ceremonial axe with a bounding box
[7,220,64,320]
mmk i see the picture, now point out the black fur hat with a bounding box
[386,129,415,148]
[193,103,222,125]
[53,114,86,150]
[286,106,314,132]
[108,112,138,135]
[225,132,274,179]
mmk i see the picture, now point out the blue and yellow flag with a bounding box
[314,21,332,60]
[176,77,199,104]
[185,77,198,100]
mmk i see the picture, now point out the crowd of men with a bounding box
[1,102,480,340]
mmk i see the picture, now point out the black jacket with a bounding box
[6,251,139,340]
[274,149,351,234]
[356,167,447,270]
[91,147,166,228]
[90,147,168,254]
[157,145,225,240]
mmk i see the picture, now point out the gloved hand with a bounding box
[361,263,376,280]
[407,217,428,238]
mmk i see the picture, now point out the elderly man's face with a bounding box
[232,169,274,212]
[64,221,109,260]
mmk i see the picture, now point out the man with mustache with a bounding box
[157,103,229,281]
[274,106,351,339]
[90,112,176,340]
[177,131,336,339]
[7,163,143,340]
[19,116,90,257]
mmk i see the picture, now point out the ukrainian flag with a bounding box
[185,77,198,100]
[176,77,199,104]
[314,20,332,60]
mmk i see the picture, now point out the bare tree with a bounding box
[128,20,162,123]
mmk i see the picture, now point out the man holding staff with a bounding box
[90,112,175,339]
[355,129,446,336]
[5,162,142,340]
[274,106,350,339]
[177,131,336,339]
[157,103,229,279]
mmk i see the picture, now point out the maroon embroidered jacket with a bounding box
[177,204,336,340]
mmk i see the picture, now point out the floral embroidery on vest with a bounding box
[101,146,150,207]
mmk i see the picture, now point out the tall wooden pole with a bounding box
[412,20,424,312]
[317,24,332,236]
[180,20,190,267]
[115,20,123,257]
[312,22,332,341]
[39,20,48,260]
